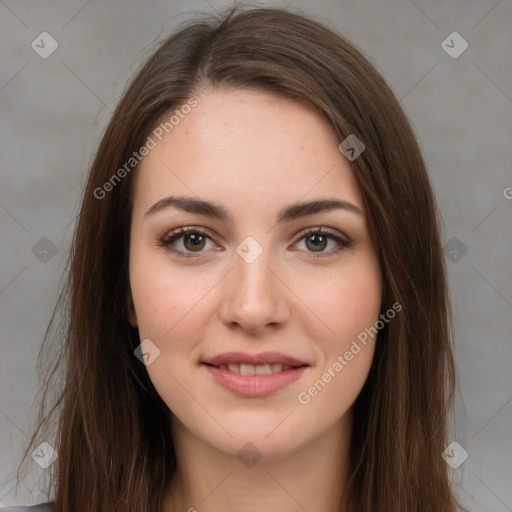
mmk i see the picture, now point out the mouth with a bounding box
[201,352,310,397]
[203,362,306,375]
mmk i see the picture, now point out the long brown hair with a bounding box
[13,6,465,511]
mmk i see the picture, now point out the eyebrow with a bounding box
[145,195,363,223]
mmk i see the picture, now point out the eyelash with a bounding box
[157,226,352,260]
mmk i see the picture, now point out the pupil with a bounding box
[307,234,326,251]
[182,234,328,253]
[186,234,204,250]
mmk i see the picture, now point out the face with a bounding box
[128,89,382,461]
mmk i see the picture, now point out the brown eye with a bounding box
[160,227,217,259]
[293,228,352,258]
[305,233,329,252]
[182,233,207,251]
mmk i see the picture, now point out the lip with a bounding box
[203,364,309,397]
[201,351,309,367]
[201,352,311,397]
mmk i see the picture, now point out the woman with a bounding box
[6,6,465,512]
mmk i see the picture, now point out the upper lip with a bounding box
[202,351,309,367]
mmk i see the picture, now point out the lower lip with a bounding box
[203,364,308,397]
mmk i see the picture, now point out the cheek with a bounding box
[129,255,210,418]
[128,248,216,381]
[295,254,382,346]
[297,343,375,439]
[129,247,213,338]
[295,295,379,438]
[293,255,381,412]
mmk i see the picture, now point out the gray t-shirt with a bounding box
[0,504,52,511]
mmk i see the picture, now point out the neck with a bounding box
[163,411,352,512]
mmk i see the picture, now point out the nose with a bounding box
[218,247,290,335]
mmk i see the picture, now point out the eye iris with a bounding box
[184,233,205,251]
[306,234,327,252]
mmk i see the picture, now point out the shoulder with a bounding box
[0,504,53,512]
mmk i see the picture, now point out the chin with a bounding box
[203,416,311,462]
[210,433,303,464]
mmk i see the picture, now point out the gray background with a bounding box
[1,0,511,509]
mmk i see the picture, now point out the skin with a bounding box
[127,89,383,512]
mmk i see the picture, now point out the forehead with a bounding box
[132,89,364,216]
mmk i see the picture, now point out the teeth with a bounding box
[255,364,273,375]
[240,364,255,375]
[217,363,295,375]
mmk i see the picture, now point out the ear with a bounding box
[126,290,138,328]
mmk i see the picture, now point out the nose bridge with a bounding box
[235,245,272,296]
[218,237,288,331]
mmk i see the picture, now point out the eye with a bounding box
[292,227,352,258]
[158,226,352,259]
[158,226,218,259]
